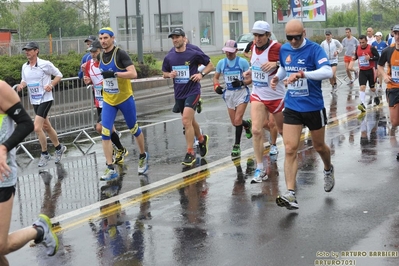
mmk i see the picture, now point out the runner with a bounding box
[213,40,252,157]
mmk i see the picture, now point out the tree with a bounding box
[19,0,81,40]
[369,0,399,30]
[0,0,20,29]
[65,0,109,33]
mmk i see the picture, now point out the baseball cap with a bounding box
[325,30,332,35]
[393,25,399,32]
[22,41,39,50]
[222,40,238,53]
[251,21,271,34]
[84,35,97,43]
[375,32,383,36]
[87,40,102,52]
[168,28,185,38]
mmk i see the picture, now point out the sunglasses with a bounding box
[286,34,302,41]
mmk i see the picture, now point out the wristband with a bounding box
[298,70,305,78]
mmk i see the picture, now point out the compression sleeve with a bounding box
[2,102,34,151]
[304,65,333,80]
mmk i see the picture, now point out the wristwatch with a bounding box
[201,72,206,77]
[114,72,118,77]
[276,61,280,67]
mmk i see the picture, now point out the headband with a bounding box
[99,27,114,37]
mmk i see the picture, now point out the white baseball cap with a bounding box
[251,21,271,34]
[375,32,383,36]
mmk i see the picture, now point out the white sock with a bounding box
[360,91,366,105]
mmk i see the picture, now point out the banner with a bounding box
[276,0,326,23]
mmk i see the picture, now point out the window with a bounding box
[255,12,266,21]
[229,12,242,40]
[116,16,144,41]
[199,12,214,46]
[154,13,183,37]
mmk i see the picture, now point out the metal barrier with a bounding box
[13,78,97,159]
[15,153,99,227]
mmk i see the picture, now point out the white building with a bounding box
[109,0,273,53]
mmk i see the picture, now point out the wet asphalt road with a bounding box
[7,73,399,266]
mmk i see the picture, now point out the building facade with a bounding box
[109,0,273,53]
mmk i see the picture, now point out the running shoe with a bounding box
[245,158,255,175]
[197,98,203,114]
[38,154,51,167]
[198,134,209,157]
[331,84,338,94]
[269,144,279,155]
[54,145,67,164]
[276,191,299,210]
[374,96,380,106]
[182,152,196,166]
[357,112,366,121]
[100,168,118,181]
[113,147,129,164]
[250,169,267,183]
[33,214,59,256]
[138,152,149,174]
[324,164,335,192]
[39,170,53,185]
[245,119,252,139]
[357,103,366,113]
[231,144,241,157]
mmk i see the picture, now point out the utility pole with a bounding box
[357,0,362,36]
[136,0,143,63]
[125,0,129,51]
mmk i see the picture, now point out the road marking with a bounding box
[24,101,387,234]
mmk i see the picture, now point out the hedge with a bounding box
[0,51,162,86]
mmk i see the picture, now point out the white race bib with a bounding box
[252,66,269,87]
[287,78,309,97]
[27,83,43,100]
[173,65,190,84]
[103,78,119,94]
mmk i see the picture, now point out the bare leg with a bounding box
[0,195,37,259]
[283,124,303,190]
[251,101,267,166]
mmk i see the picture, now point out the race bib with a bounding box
[392,66,399,83]
[173,65,190,84]
[103,78,119,94]
[94,84,104,107]
[287,78,309,97]
[224,70,240,89]
[27,83,43,100]
[359,56,370,67]
[252,66,268,87]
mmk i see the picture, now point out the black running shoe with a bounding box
[374,96,380,106]
[197,98,202,114]
[182,153,196,166]
[198,134,209,157]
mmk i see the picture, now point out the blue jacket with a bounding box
[78,53,92,79]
